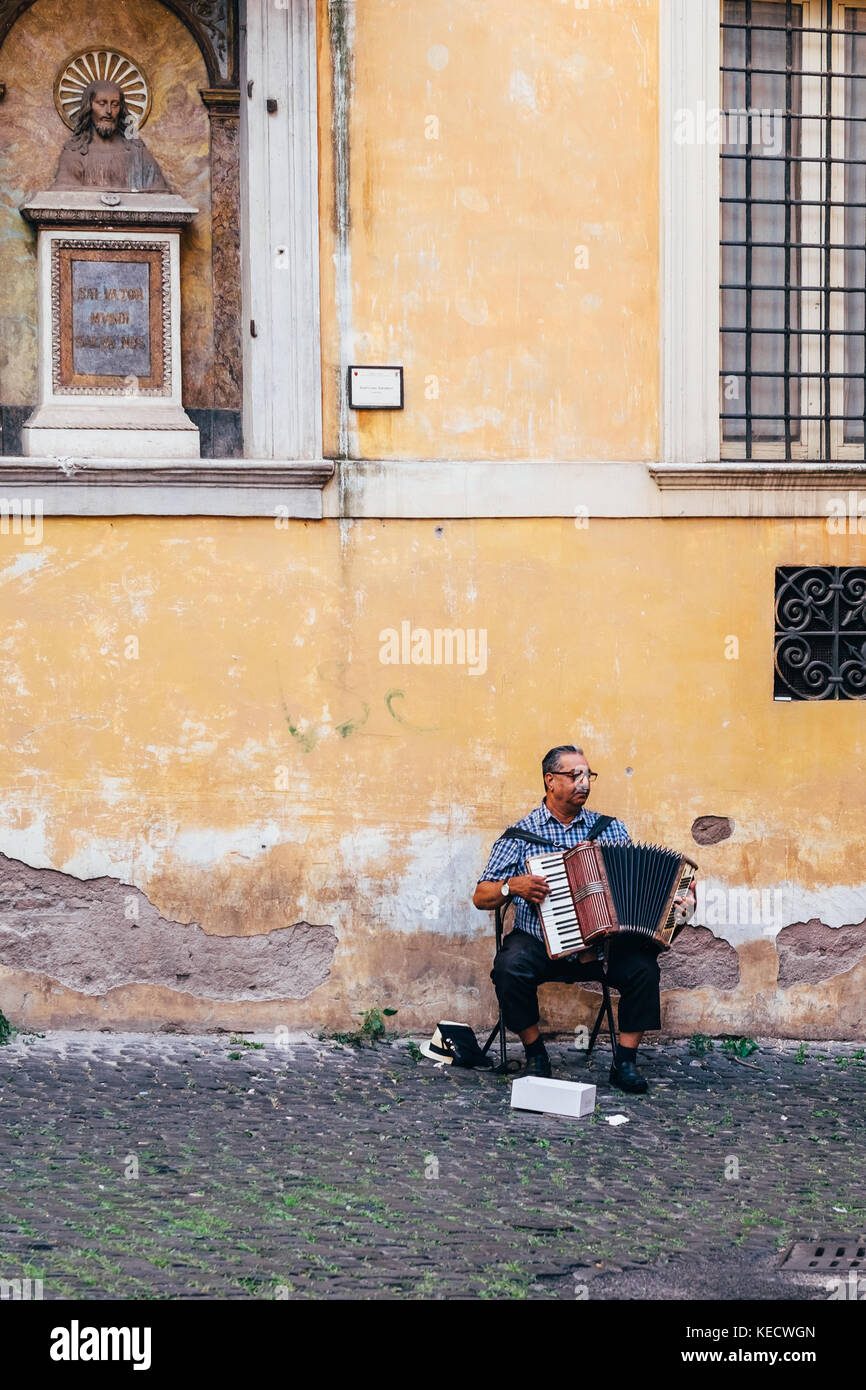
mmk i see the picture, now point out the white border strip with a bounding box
[660,0,721,464]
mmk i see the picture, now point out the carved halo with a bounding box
[54,49,152,132]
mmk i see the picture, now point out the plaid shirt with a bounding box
[477,800,631,942]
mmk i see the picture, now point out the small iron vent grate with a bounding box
[781,1238,866,1271]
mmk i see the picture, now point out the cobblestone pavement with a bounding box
[1,1032,863,1301]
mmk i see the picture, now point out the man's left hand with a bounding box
[673,884,697,924]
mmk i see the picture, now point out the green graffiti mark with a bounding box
[278,681,318,753]
[336,717,366,738]
[286,720,317,753]
[277,664,437,751]
[319,661,370,739]
[384,689,438,734]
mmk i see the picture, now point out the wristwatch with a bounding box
[500,880,511,898]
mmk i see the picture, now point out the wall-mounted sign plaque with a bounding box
[348,365,404,409]
[71,257,152,378]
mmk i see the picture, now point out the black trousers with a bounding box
[492,929,661,1036]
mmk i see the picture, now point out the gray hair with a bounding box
[542,744,585,786]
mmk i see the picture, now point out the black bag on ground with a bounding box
[420,1021,494,1068]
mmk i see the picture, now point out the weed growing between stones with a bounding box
[319,1006,399,1047]
[720,1037,758,1059]
[227,1035,265,1060]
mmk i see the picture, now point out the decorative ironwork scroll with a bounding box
[774,567,866,700]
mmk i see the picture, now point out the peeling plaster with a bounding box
[337,820,491,938]
[691,815,734,846]
[508,69,537,112]
[426,45,449,73]
[695,879,866,947]
[0,812,53,869]
[658,925,740,991]
[56,822,303,883]
[777,918,866,988]
[0,552,48,588]
[0,853,337,1001]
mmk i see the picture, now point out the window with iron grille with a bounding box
[721,1,866,459]
[775,565,866,696]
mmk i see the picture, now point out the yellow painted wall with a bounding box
[318,0,660,461]
[0,517,864,1036]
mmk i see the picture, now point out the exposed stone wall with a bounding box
[777,919,866,989]
[0,852,337,1002]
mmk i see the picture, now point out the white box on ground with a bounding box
[510,1077,596,1118]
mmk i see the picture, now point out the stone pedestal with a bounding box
[20,192,200,459]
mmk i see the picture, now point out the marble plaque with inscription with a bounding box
[55,241,166,393]
[71,259,151,378]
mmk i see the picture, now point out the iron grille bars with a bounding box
[720,1,866,458]
[774,565,866,698]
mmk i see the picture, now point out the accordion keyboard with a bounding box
[526,851,587,956]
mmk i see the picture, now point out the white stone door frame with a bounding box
[239,0,324,462]
[659,0,722,466]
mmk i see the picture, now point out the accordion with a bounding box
[526,841,698,959]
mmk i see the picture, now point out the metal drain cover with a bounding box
[781,1238,866,1272]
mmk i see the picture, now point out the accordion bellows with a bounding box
[526,841,698,959]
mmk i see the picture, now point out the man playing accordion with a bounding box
[473,744,697,1094]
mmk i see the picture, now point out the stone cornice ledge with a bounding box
[650,461,866,489]
[0,458,334,487]
[0,457,335,519]
[324,458,866,519]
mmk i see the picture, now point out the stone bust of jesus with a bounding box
[51,79,171,193]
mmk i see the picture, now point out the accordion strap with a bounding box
[501,814,614,852]
[584,815,614,842]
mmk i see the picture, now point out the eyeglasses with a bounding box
[550,769,597,784]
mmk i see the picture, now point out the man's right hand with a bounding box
[508,874,550,904]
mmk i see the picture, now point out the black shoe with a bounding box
[525,1051,552,1078]
[609,1058,648,1094]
